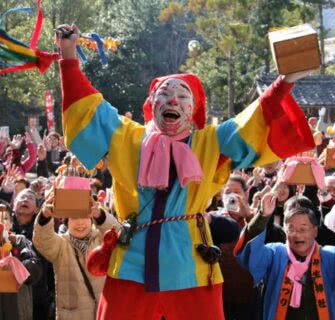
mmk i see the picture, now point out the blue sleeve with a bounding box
[236,231,274,285]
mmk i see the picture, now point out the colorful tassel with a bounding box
[0,0,59,75]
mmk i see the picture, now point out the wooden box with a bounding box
[325,148,335,170]
[53,189,91,218]
[268,24,321,75]
[53,177,91,218]
[0,267,18,293]
[284,163,316,186]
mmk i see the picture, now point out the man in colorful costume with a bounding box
[57,25,315,320]
[235,194,335,320]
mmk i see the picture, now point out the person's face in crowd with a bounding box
[284,214,317,257]
[222,179,247,215]
[262,161,279,175]
[124,111,133,119]
[152,78,194,136]
[48,135,60,149]
[0,207,11,232]
[15,181,27,194]
[14,191,37,225]
[325,178,335,200]
[68,218,92,239]
[275,183,290,203]
[223,180,246,201]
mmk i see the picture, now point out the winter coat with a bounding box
[33,213,117,320]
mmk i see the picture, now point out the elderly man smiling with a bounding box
[56,24,315,320]
[235,193,335,320]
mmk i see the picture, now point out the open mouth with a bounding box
[19,203,29,209]
[162,110,180,120]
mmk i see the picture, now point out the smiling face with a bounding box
[152,78,194,136]
[68,218,92,239]
[284,214,318,257]
[275,183,290,203]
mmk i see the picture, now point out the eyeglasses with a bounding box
[284,227,313,235]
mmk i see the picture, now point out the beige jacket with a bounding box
[33,214,118,320]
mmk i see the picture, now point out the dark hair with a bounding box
[228,174,247,192]
[271,180,296,197]
[283,195,318,226]
[48,132,61,140]
[15,178,30,188]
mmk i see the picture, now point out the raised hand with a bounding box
[55,24,80,59]
[24,132,33,144]
[1,165,20,193]
[260,192,277,217]
[41,188,54,218]
[90,200,101,219]
[37,144,47,161]
[10,134,23,150]
[282,69,316,83]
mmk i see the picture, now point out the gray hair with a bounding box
[284,207,318,226]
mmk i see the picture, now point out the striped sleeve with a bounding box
[216,76,315,169]
[60,59,123,169]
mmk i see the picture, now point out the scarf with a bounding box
[138,128,203,189]
[69,234,91,256]
[275,243,329,320]
[287,241,316,308]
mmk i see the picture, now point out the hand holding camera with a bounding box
[223,193,240,213]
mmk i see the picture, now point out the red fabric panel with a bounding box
[260,77,315,158]
[59,59,99,112]
[97,277,224,320]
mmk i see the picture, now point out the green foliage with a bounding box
[0,0,333,132]
[164,0,324,117]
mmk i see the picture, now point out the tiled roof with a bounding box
[256,73,335,107]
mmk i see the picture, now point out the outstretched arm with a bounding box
[216,71,315,171]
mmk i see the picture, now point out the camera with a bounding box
[223,193,239,212]
[196,244,222,264]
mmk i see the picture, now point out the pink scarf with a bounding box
[0,256,30,285]
[138,129,203,189]
[286,241,316,308]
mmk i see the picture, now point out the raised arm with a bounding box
[234,193,278,284]
[56,25,145,171]
[21,134,37,173]
[216,73,315,170]
[33,213,63,263]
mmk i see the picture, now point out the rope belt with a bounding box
[135,213,199,231]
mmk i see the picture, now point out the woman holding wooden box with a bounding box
[32,193,120,320]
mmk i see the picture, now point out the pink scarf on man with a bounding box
[286,241,316,308]
[138,129,203,189]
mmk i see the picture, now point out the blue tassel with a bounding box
[76,45,87,64]
[0,7,33,29]
[89,32,108,66]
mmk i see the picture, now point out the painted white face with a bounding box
[152,78,194,136]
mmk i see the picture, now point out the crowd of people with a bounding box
[1,121,335,320]
[1,23,335,320]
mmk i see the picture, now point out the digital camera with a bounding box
[223,193,239,212]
